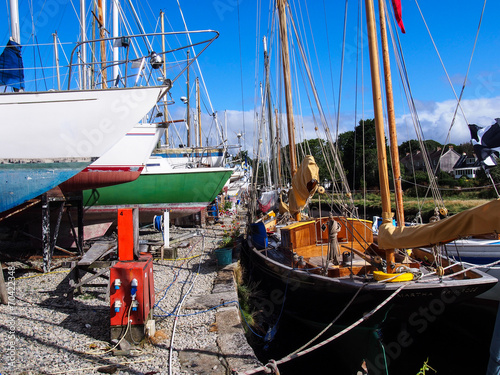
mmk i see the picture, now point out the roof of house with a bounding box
[453,153,481,169]
[400,146,460,167]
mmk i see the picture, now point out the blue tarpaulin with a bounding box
[0,39,25,90]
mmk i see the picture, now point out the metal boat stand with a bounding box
[66,240,117,299]
[40,188,84,272]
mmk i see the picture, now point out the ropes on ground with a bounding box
[168,233,206,375]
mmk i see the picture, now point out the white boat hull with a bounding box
[60,124,165,191]
[0,86,165,212]
[444,238,500,301]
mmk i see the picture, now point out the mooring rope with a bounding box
[235,283,409,374]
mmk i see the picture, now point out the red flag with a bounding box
[391,0,406,33]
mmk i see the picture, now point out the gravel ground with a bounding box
[0,214,245,375]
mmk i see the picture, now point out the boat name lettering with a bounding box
[398,291,433,298]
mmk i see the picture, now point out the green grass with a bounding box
[350,193,490,215]
[312,192,491,215]
[234,262,257,329]
[310,192,494,223]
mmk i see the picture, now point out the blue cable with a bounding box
[153,243,198,308]
[238,302,264,338]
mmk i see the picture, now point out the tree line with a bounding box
[237,119,500,198]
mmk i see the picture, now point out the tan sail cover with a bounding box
[288,155,319,214]
[279,193,289,215]
[378,199,500,249]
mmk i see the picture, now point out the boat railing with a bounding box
[67,30,219,90]
[0,30,218,93]
[153,145,226,168]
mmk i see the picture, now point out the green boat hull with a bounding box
[83,168,232,217]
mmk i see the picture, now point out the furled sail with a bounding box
[0,39,24,90]
[378,199,500,249]
[287,155,319,214]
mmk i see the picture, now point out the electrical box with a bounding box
[109,252,154,341]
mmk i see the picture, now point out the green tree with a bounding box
[398,139,443,156]
[455,142,474,155]
[337,119,379,190]
[234,150,253,166]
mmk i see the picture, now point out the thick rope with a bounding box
[236,283,409,374]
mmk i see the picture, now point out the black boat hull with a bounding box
[241,239,497,326]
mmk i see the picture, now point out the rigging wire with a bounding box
[413,0,469,127]
[440,0,488,147]
[237,0,247,151]
[385,0,445,215]
[359,0,367,218]
[322,0,338,124]
[237,283,410,375]
[176,0,223,144]
[335,0,348,142]
[287,6,353,207]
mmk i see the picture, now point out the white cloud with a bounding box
[199,95,500,159]
[396,96,500,145]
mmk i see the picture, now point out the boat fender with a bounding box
[373,270,414,282]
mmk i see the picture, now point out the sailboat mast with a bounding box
[186,50,191,147]
[197,77,202,147]
[9,0,20,44]
[264,37,278,188]
[80,0,87,89]
[98,0,107,88]
[53,32,61,90]
[161,10,169,146]
[365,0,395,271]
[112,0,119,85]
[378,0,404,226]
[277,0,297,177]
[276,108,282,188]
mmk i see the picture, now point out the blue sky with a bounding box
[2,0,500,154]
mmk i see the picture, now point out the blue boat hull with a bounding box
[0,161,89,213]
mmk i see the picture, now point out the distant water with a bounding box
[249,299,498,374]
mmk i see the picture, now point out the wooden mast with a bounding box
[264,37,278,188]
[276,108,282,188]
[365,0,395,271]
[277,0,297,177]
[97,0,107,88]
[378,0,404,227]
[277,0,300,221]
